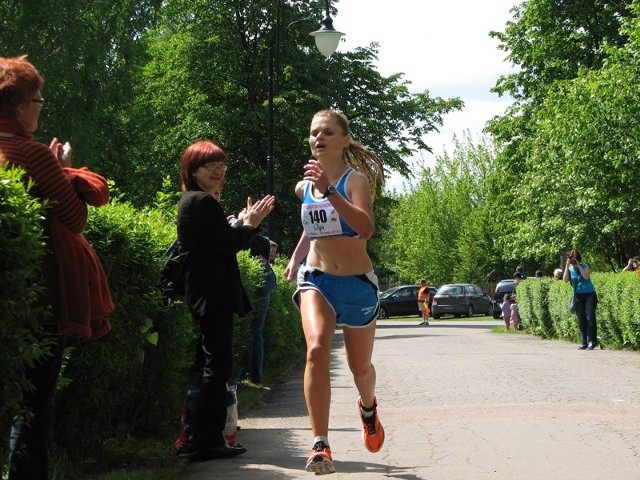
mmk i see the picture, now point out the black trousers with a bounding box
[9,326,67,480]
[575,291,598,346]
[192,308,234,448]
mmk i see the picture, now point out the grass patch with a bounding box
[491,325,527,334]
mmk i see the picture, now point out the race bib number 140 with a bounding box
[301,201,343,237]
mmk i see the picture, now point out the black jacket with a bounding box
[178,190,258,318]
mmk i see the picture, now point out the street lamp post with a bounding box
[266,0,344,239]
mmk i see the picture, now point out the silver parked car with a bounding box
[431,283,493,319]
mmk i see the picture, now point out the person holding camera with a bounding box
[563,249,598,350]
[622,256,640,273]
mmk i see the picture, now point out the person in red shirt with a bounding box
[1,55,114,480]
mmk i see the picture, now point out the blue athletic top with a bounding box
[569,264,596,294]
[300,168,360,239]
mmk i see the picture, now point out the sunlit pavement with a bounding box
[181,318,640,479]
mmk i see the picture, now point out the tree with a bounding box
[131,0,463,252]
[490,0,631,103]
[0,0,162,188]
[487,2,640,270]
[385,134,500,286]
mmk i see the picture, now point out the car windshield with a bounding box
[437,285,462,296]
[496,282,515,293]
[379,287,401,299]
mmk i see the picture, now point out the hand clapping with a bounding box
[242,195,276,228]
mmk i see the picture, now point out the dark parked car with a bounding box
[431,283,493,319]
[377,284,437,319]
[492,279,517,319]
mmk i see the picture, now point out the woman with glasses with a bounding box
[0,55,114,479]
[176,140,275,462]
[284,110,385,474]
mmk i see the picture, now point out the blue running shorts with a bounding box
[293,264,379,328]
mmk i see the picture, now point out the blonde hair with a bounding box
[313,110,385,198]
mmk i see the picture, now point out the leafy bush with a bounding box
[260,257,304,370]
[0,165,49,462]
[53,195,194,457]
[231,250,303,375]
[0,175,305,470]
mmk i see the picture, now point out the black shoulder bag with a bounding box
[161,239,185,297]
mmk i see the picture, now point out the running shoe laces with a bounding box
[358,396,385,453]
[305,440,335,475]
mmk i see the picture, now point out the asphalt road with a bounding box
[180,318,640,480]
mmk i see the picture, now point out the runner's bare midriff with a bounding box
[306,236,372,276]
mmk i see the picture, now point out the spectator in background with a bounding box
[0,55,114,479]
[501,293,512,330]
[553,268,563,280]
[513,272,523,283]
[563,249,598,350]
[237,235,278,384]
[223,190,278,385]
[515,265,527,279]
[535,270,544,278]
[417,279,431,326]
[622,256,640,273]
[510,293,520,330]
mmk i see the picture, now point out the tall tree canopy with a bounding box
[486,0,640,270]
[0,0,162,185]
[131,0,462,250]
[385,135,502,285]
[1,0,462,252]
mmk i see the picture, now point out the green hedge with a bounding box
[0,176,304,469]
[516,274,640,349]
[53,197,195,456]
[0,166,50,463]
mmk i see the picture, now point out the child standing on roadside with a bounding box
[501,293,512,330]
[510,293,520,331]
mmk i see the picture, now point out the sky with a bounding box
[331,0,519,192]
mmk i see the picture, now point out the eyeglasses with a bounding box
[32,97,45,106]
[202,163,227,172]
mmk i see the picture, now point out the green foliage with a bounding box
[385,134,502,286]
[490,0,631,102]
[233,250,303,372]
[0,170,304,476]
[486,2,640,271]
[516,274,640,349]
[129,0,462,252]
[262,258,304,368]
[0,166,49,461]
[53,196,195,458]
[0,0,163,193]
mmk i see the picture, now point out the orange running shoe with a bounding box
[357,396,385,453]
[305,440,335,475]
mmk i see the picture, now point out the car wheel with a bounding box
[486,304,493,316]
[378,307,387,319]
[466,305,474,317]
[433,314,441,319]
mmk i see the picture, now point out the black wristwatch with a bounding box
[324,185,336,197]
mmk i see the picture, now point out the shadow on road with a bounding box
[180,425,427,479]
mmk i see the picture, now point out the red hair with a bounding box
[0,55,44,118]
[180,140,227,191]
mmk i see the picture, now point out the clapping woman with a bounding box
[1,55,113,479]
[177,140,274,461]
